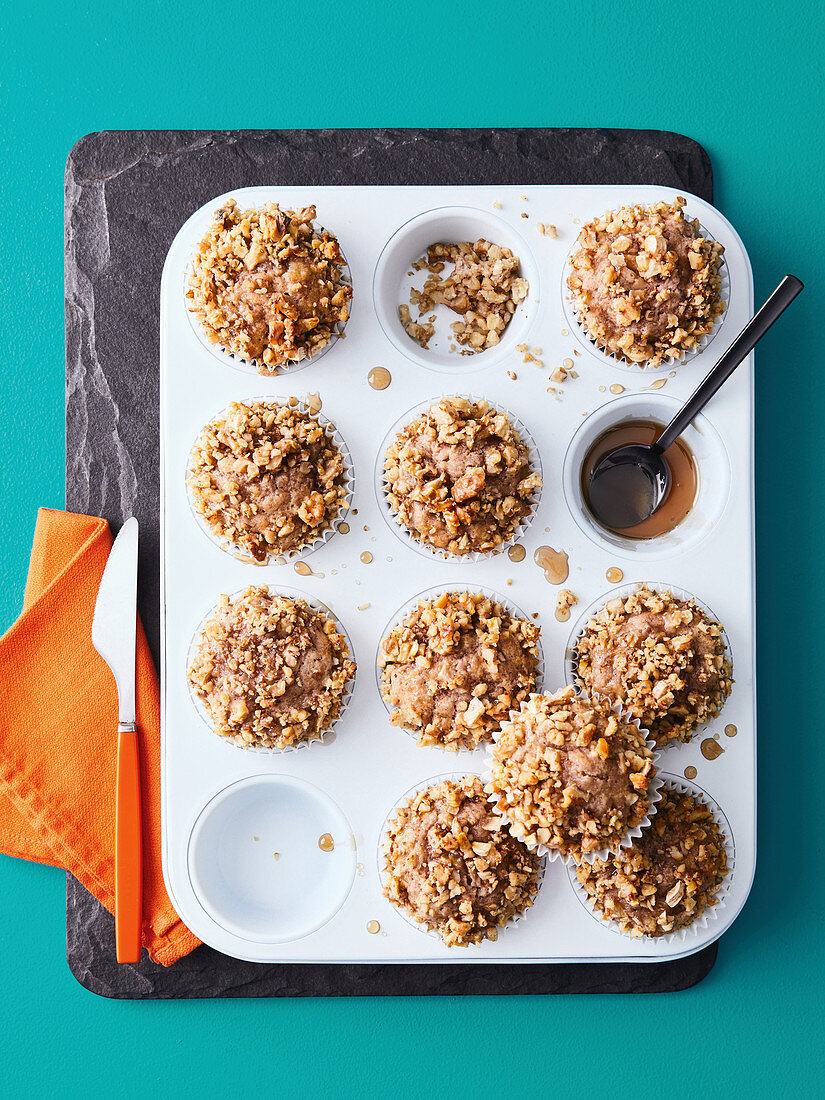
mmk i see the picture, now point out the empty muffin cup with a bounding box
[188,774,357,943]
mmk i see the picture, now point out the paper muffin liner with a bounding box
[564,581,734,743]
[374,584,546,752]
[561,215,730,374]
[377,770,546,946]
[186,396,355,566]
[567,771,735,944]
[483,692,664,866]
[374,394,543,564]
[184,231,352,377]
[185,584,356,755]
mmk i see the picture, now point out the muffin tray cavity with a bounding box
[161,185,756,964]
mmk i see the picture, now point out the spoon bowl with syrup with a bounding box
[587,275,804,531]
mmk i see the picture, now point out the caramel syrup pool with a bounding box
[581,419,698,539]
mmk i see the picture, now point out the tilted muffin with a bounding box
[187,586,355,749]
[487,686,655,859]
[573,586,732,746]
[383,396,541,556]
[382,775,540,946]
[378,590,540,750]
[576,781,728,936]
[566,196,725,367]
[188,400,348,563]
[187,199,352,372]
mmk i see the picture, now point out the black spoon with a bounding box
[587,274,804,531]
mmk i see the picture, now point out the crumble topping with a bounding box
[187,586,355,749]
[378,591,540,750]
[188,400,348,562]
[576,782,728,936]
[383,397,541,556]
[382,775,540,946]
[187,200,351,372]
[574,586,732,746]
[566,197,725,367]
[400,240,528,352]
[487,686,655,858]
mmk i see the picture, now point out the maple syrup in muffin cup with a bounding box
[562,392,731,559]
[187,773,357,943]
[185,584,356,755]
[372,206,540,374]
[184,222,353,377]
[567,772,735,944]
[375,584,547,751]
[375,394,543,564]
[564,581,734,744]
[377,771,547,945]
[560,215,730,374]
[185,395,355,566]
[483,693,663,866]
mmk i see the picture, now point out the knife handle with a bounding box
[115,725,143,963]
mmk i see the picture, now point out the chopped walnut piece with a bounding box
[187,199,351,372]
[566,197,725,367]
[383,397,540,556]
[401,240,528,354]
[573,586,732,746]
[576,782,728,936]
[382,776,540,946]
[487,686,655,858]
[379,590,540,750]
[187,400,348,562]
[187,586,355,749]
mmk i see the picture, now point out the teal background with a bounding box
[1,1,822,1094]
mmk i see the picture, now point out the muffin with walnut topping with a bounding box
[187,586,355,750]
[573,586,732,747]
[575,780,729,936]
[382,775,540,946]
[487,686,655,860]
[378,590,540,750]
[383,396,541,556]
[187,399,349,563]
[566,196,725,367]
[187,199,351,372]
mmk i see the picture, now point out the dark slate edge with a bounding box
[65,127,716,999]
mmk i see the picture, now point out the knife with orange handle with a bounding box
[92,517,143,963]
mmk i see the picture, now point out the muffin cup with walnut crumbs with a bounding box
[570,774,733,940]
[186,585,356,752]
[377,586,543,751]
[187,199,352,375]
[485,686,661,864]
[380,773,542,947]
[186,398,353,565]
[378,395,542,561]
[569,583,733,748]
[563,196,727,370]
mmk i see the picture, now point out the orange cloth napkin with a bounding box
[0,508,200,966]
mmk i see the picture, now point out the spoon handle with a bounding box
[655,274,804,454]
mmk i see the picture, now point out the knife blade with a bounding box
[92,517,143,963]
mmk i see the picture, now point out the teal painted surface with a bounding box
[0,1,821,1095]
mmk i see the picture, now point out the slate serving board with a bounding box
[65,127,717,998]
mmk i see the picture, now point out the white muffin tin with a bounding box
[160,185,755,964]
